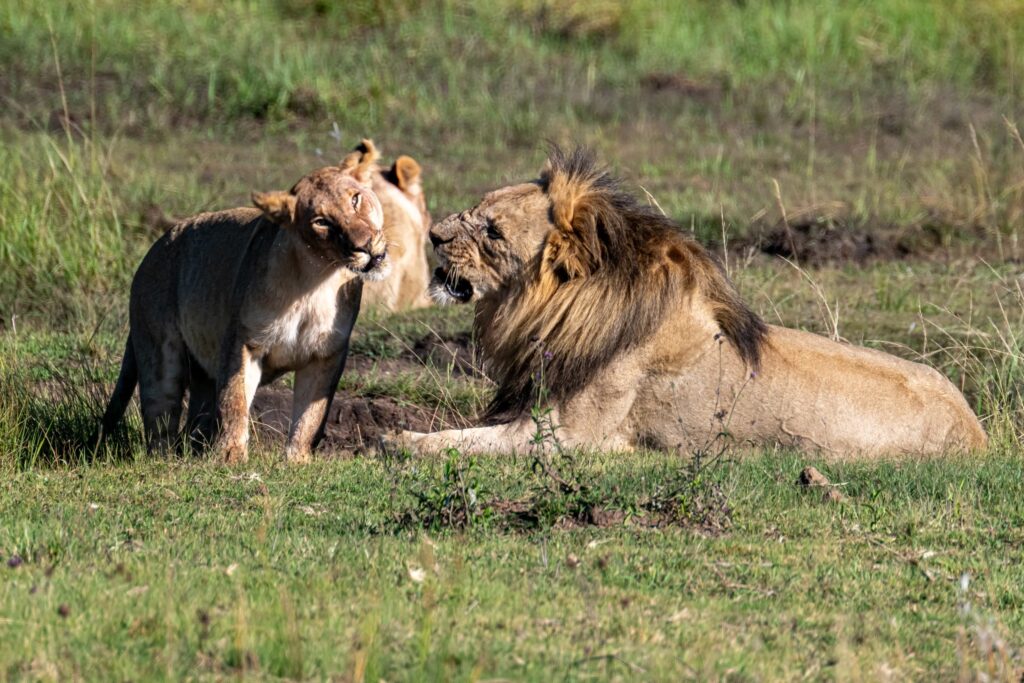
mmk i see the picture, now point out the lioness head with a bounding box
[252,141,390,281]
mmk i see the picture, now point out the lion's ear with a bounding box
[544,173,602,279]
[252,191,296,225]
[390,155,422,192]
[340,138,379,185]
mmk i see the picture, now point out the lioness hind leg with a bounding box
[184,358,217,455]
[137,335,188,455]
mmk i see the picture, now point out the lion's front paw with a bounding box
[375,429,422,457]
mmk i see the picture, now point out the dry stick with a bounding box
[969,123,1002,261]
[771,178,799,268]
[781,256,841,341]
[638,184,667,217]
[1002,116,1024,261]
[720,204,730,278]
[47,16,73,150]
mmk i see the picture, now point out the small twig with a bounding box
[771,178,799,267]
[638,184,667,217]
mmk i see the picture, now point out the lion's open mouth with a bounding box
[434,267,474,303]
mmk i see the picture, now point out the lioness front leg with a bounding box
[286,356,346,463]
[214,341,262,464]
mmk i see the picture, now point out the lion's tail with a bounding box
[97,336,138,444]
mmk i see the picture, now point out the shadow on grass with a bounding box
[0,366,141,468]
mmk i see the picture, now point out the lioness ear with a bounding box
[339,138,379,185]
[390,155,421,192]
[252,191,296,225]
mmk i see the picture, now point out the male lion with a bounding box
[392,148,987,458]
[100,142,389,463]
[359,142,433,311]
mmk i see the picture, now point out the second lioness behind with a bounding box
[100,142,388,463]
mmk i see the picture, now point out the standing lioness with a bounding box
[101,142,388,463]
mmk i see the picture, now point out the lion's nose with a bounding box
[429,228,445,249]
[429,214,462,248]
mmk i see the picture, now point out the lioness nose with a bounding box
[350,224,373,251]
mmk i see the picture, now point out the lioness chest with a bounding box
[246,271,360,374]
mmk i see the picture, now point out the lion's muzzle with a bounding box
[430,266,474,304]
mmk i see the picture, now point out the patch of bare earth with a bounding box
[250,330,478,455]
[250,387,453,456]
[732,203,997,267]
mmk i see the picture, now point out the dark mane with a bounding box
[478,146,767,421]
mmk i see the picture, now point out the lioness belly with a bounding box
[634,325,985,457]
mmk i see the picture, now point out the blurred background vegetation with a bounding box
[2,0,1023,323]
[2,5,1024,679]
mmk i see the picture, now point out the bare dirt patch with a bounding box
[732,205,991,267]
[250,386,463,455]
[640,72,726,101]
[745,216,907,265]
[343,329,482,380]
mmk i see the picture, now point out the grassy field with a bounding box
[2,0,1024,680]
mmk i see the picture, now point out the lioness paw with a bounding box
[216,440,249,465]
[284,445,312,465]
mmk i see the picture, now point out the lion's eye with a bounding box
[312,217,332,232]
[351,193,362,211]
[484,220,502,240]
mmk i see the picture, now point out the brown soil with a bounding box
[640,72,726,101]
[732,206,990,267]
[249,386,465,456]
[743,217,908,265]
[342,330,481,380]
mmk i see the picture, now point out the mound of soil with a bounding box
[734,206,982,267]
[250,386,461,455]
[640,72,725,101]
[753,218,906,265]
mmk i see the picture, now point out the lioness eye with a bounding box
[351,193,362,210]
[485,220,502,240]
[312,217,331,231]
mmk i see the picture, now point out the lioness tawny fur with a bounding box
[101,141,388,463]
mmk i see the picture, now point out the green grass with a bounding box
[1,451,1023,680]
[2,0,1024,679]
[2,0,1024,321]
